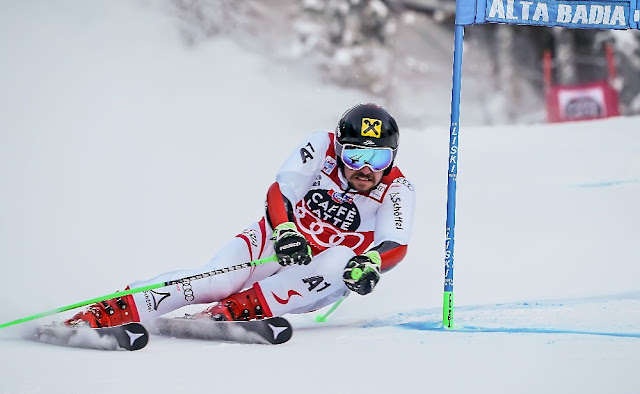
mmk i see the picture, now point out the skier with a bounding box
[65,103,416,327]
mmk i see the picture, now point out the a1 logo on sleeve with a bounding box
[300,142,315,164]
[361,118,382,138]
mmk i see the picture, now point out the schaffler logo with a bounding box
[271,290,303,304]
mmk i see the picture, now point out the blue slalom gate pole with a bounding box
[443,24,464,329]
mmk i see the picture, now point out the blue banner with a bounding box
[456,0,640,29]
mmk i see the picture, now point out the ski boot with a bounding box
[197,285,269,321]
[64,293,139,328]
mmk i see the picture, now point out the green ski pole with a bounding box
[315,296,346,322]
[0,255,278,329]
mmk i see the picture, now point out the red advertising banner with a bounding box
[546,81,620,122]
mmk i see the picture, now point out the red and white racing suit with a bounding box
[128,131,415,320]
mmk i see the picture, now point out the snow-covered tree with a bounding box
[293,0,398,94]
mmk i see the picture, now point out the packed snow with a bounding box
[0,2,639,394]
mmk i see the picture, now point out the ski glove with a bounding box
[343,251,382,295]
[272,222,312,266]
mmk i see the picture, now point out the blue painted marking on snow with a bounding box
[397,321,640,338]
[574,179,639,188]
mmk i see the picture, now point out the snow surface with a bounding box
[1,2,639,394]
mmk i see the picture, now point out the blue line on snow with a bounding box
[397,321,640,338]
[573,179,639,188]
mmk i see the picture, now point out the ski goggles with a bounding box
[339,144,395,172]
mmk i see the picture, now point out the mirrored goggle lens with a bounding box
[341,146,394,172]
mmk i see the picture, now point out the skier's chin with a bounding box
[347,179,377,193]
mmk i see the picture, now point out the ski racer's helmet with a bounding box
[335,103,399,175]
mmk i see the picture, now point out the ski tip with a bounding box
[265,317,293,345]
[30,322,150,351]
[115,323,149,351]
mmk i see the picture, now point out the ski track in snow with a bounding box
[292,292,640,339]
[391,294,640,339]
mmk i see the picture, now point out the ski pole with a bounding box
[314,296,346,322]
[0,255,278,329]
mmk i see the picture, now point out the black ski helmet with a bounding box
[335,103,399,175]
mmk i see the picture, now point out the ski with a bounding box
[150,316,292,345]
[30,322,149,351]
